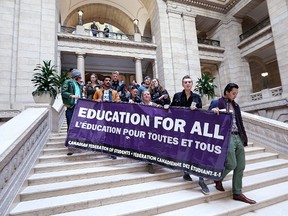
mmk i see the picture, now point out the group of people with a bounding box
[61,69,256,205]
[91,21,110,38]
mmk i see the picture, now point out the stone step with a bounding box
[10,168,288,216]
[245,152,278,164]
[21,169,183,201]
[37,152,101,163]
[21,159,288,200]
[28,161,148,186]
[45,142,66,149]
[33,155,129,173]
[157,181,288,216]
[41,147,70,155]
[10,177,194,216]
[244,146,265,155]
[242,200,288,216]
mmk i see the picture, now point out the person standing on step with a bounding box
[170,75,209,195]
[140,90,162,174]
[93,75,121,159]
[61,69,83,156]
[209,83,256,204]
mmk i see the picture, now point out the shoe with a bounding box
[147,163,155,174]
[110,155,117,160]
[233,194,256,204]
[67,152,74,156]
[183,173,192,181]
[199,179,210,195]
[214,180,225,191]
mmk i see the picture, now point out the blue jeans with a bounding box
[65,107,74,131]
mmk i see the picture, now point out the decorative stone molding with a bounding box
[0,108,50,215]
[164,0,241,13]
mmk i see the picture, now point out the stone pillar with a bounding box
[134,33,141,42]
[214,18,252,104]
[182,13,201,84]
[135,58,143,84]
[76,53,86,83]
[267,0,288,95]
[167,10,188,91]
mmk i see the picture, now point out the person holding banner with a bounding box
[170,75,209,195]
[93,75,120,159]
[209,83,256,204]
[61,69,83,156]
[141,90,161,173]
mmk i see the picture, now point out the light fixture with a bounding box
[133,19,139,26]
[77,10,84,25]
[133,19,139,33]
[261,72,268,77]
[261,72,269,89]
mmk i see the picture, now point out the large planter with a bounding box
[33,92,55,105]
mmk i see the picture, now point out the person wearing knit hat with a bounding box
[61,69,83,156]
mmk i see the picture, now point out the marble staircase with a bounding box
[8,125,288,216]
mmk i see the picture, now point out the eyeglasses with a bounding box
[184,81,192,84]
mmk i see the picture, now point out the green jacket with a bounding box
[61,79,82,108]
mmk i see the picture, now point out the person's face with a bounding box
[182,78,193,91]
[112,74,118,81]
[142,91,151,101]
[103,78,111,88]
[226,88,238,100]
[67,72,72,78]
[130,88,138,97]
[152,79,158,86]
[145,78,151,85]
[90,75,96,82]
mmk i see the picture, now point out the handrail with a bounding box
[242,111,288,156]
[60,26,153,43]
[239,17,270,41]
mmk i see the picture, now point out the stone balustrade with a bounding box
[242,111,288,156]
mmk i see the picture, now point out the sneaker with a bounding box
[183,173,192,181]
[147,163,155,174]
[199,179,210,195]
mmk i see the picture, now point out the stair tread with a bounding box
[21,169,181,195]
[10,167,288,215]
[10,176,193,214]
[36,170,288,216]
[29,161,146,180]
[242,200,288,216]
[157,181,288,216]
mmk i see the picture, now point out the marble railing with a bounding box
[0,108,50,215]
[250,86,282,101]
[0,97,65,215]
[242,111,288,156]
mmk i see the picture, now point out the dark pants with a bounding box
[65,107,74,131]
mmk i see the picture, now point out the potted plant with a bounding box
[31,60,59,104]
[194,72,217,103]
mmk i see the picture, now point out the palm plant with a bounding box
[194,72,217,99]
[31,60,59,99]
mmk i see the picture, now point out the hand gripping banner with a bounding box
[65,99,232,180]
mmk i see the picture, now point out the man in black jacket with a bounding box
[209,83,256,204]
[171,75,209,195]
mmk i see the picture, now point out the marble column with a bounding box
[135,58,143,84]
[76,52,86,83]
[266,0,288,94]
[214,18,252,104]
[182,13,201,83]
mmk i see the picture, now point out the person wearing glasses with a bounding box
[170,75,209,195]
